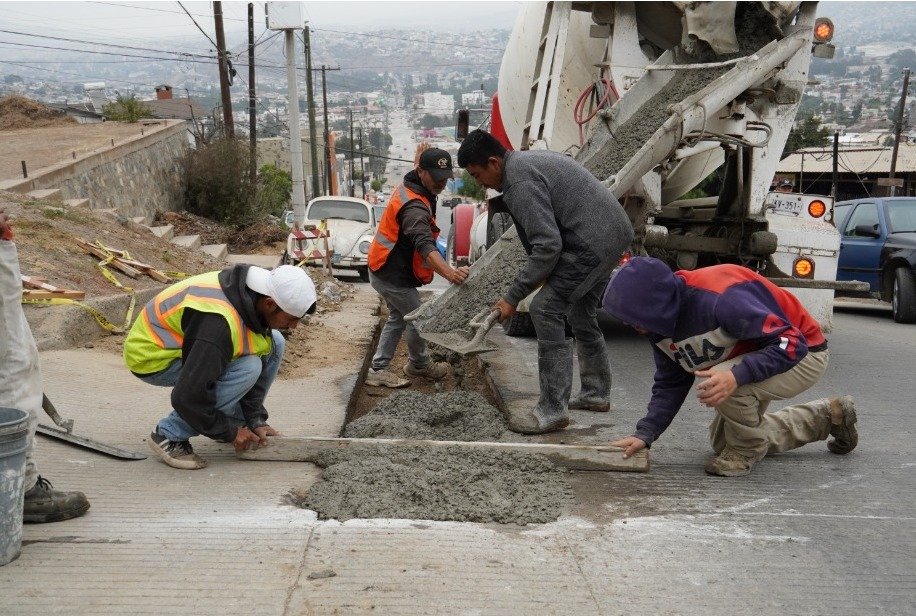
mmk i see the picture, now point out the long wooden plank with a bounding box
[74,238,141,278]
[239,436,649,473]
[23,289,86,300]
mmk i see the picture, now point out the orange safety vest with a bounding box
[368,184,439,285]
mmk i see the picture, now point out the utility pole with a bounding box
[316,64,341,195]
[889,67,910,197]
[247,3,256,186]
[284,29,306,224]
[303,25,320,200]
[348,107,355,197]
[358,126,366,198]
[213,1,234,138]
[831,131,839,199]
[321,65,331,195]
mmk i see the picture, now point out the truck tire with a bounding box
[502,311,536,337]
[487,212,514,248]
[892,267,916,323]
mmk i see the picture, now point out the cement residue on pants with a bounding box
[292,444,573,524]
[344,390,508,441]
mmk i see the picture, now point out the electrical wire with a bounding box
[176,1,218,49]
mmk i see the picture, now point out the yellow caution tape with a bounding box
[22,297,127,334]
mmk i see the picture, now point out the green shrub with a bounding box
[255,163,292,216]
[102,95,153,123]
[182,137,257,225]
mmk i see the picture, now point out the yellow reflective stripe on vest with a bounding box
[124,271,272,375]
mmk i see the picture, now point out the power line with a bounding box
[90,1,249,22]
[176,1,218,49]
[0,28,213,59]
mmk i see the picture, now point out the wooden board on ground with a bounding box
[23,289,86,300]
[239,436,649,473]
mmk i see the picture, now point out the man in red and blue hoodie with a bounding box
[602,257,858,477]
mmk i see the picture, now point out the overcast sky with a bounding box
[1,1,522,44]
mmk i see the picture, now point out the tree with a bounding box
[457,170,486,201]
[887,49,916,72]
[102,94,152,123]
[851,101,863,123]
[255,164,292,217]
[413,113,450,130]
[183,138,256,225]
[783,114,831,157]
[371,178,387,192]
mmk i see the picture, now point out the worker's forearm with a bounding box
[424,250,460,282]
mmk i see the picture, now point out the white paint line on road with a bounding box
[731,511,916,521]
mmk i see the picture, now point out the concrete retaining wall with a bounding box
[0,120,189,220]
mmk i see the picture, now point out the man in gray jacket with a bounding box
[457,130,633,434]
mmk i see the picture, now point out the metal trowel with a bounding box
[418,308,501,357]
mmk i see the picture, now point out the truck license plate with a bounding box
[770,198,802,216]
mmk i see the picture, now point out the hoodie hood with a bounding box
[601,257,683,337]
[219,264,270,334]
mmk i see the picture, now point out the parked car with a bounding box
[284,196,378,281]
[834,197,916,323]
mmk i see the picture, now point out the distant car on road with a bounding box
[284,196,378,281]
[834,197,916,323]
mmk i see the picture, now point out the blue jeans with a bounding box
[140,330,285,441]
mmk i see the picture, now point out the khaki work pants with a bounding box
[708,350,831,460]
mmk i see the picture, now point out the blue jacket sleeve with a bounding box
[634,344,695,446]
[714,284,808,386]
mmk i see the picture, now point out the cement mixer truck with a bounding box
[440,1,867,338]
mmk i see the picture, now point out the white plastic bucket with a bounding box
[0,407,29,566]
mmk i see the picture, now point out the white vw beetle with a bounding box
[285,196,377,281]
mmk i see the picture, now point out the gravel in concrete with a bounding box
[294,444,573,524]
[344,390,508,442]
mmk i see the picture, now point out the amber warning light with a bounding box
[814,18,834,42]
[793,257,815,279]
[808,200,827,218]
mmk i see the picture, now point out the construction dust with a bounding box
[344,390,508,442]
[289,444,573,524]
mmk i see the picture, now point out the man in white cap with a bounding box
[124,264,316,469]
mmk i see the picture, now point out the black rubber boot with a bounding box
[23,476,90,523]
[509,339,573,434]
[569,339,612,412]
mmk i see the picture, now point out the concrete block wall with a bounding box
[0,120,189,220]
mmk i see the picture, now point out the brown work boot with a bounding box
[704,447,761,477]
[508,411,569,435]
[403,361,449,381]
[365,368,410,388]
[827,396,859,455]
[568,396,612,412]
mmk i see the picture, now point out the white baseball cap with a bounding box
[245,265,316,318]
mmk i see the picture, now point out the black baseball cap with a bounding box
[418,148,455,182]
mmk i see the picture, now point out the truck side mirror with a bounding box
[456,109,470,140]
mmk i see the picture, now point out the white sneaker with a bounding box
[365,368,410,388]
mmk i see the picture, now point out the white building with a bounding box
[420,92,455,115]
[461,90,487,106]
